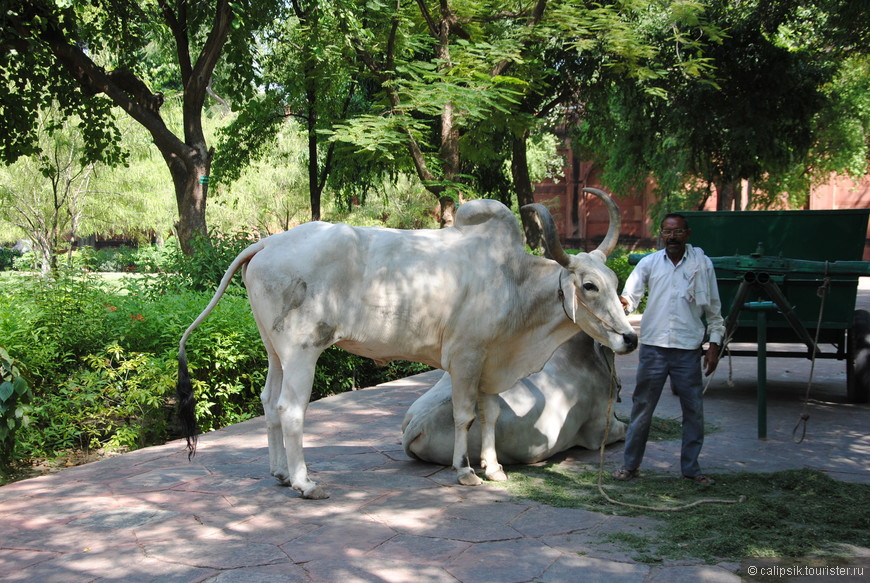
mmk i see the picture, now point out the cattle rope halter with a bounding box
[558,269,620,332]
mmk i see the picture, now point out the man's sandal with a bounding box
[684,474,716,485]
[612,468,640,481]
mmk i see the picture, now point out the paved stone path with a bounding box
[2,285,869,582]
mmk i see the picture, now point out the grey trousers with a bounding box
[623,344,705,477]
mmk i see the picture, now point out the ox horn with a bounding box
[523,203,572,267]
[583,187,622,259]
[522,187,622,266]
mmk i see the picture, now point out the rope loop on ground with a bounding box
[597,351,745,511]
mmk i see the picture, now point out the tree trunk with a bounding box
[166,151,211,255]
[438,196,456,228]
[716,179,741,211]
[307,91,321,222]
[32,0,234,255]
[511,129,544,250]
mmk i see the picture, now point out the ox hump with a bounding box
[453,199,524,248]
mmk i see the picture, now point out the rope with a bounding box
[596,351,745,511]
[791,272,830,443]
[558,270,624,334]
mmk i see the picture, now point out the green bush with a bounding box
[0,348,33,469]
[606,246,654,312]
[19,345,176,456]
[170,231,256,292]
[71,244,178,274]
[0,248,22,271]
[19,267,115,379]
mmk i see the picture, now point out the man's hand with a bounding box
[619,296,630,315]
[703,343,720,376]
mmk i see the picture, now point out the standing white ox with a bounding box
[402,331,627,466]
[177,188,637,499]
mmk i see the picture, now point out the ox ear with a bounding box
[589,249,607,263]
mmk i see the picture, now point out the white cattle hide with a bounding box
[402,332,626,466]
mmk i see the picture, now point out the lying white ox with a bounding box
[177,188,637,499]
[402,331,626,466]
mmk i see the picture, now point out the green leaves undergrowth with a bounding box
[0,348,32,470]
[23,345,176,456]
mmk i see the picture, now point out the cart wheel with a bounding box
[847,309,870,403]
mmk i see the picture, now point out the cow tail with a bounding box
[177,240,266,460]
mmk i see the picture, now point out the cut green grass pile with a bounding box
[499,464,870,563]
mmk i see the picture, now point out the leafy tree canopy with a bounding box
[1,0,281,252]
[572,0,869,218]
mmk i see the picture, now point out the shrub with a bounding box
[70,244,178,274]
[170,231,256,292]
[16,267,115,380]
[0,248,22,271]
[18,345,176,456]
[0,348,33,469]
[606,246,654,312]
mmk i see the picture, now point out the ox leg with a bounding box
[261,352,288,481]
[478,393,507,481]
[450,377,483,486]
[276,350,329,499]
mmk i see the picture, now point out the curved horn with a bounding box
[583,187,622,258]
[522,203,572,267]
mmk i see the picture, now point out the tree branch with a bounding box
[491,0,548,77]
[184,0,234,144]
[158,0,193,83]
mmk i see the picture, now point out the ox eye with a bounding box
[583,282,599,292]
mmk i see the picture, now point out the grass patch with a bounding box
[499,465,870,563]
[621,414,718,442]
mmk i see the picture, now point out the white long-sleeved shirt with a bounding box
[621,245,725,350]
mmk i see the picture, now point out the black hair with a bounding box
[661,213,689,229]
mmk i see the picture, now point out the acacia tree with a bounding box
[329,0,721,233]
[0,0,278,253]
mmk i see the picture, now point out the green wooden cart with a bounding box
[682,209,870,412]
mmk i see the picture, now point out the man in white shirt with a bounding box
[614,213,725,485]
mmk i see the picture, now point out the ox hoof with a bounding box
[457,470,483,486]
[485,469,508,482]
[301,485,330,500]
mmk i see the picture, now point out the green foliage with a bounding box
[604,246,646,293]
[0,347,33,468]
[71,244,177,274]
[18,267,116,379]
[169,232,256,293]
[500,467,870,563]
[0,247,21,271]
[572,0,869,213]
[20,345,176,457]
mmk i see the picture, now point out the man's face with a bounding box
[661,216,690,259]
